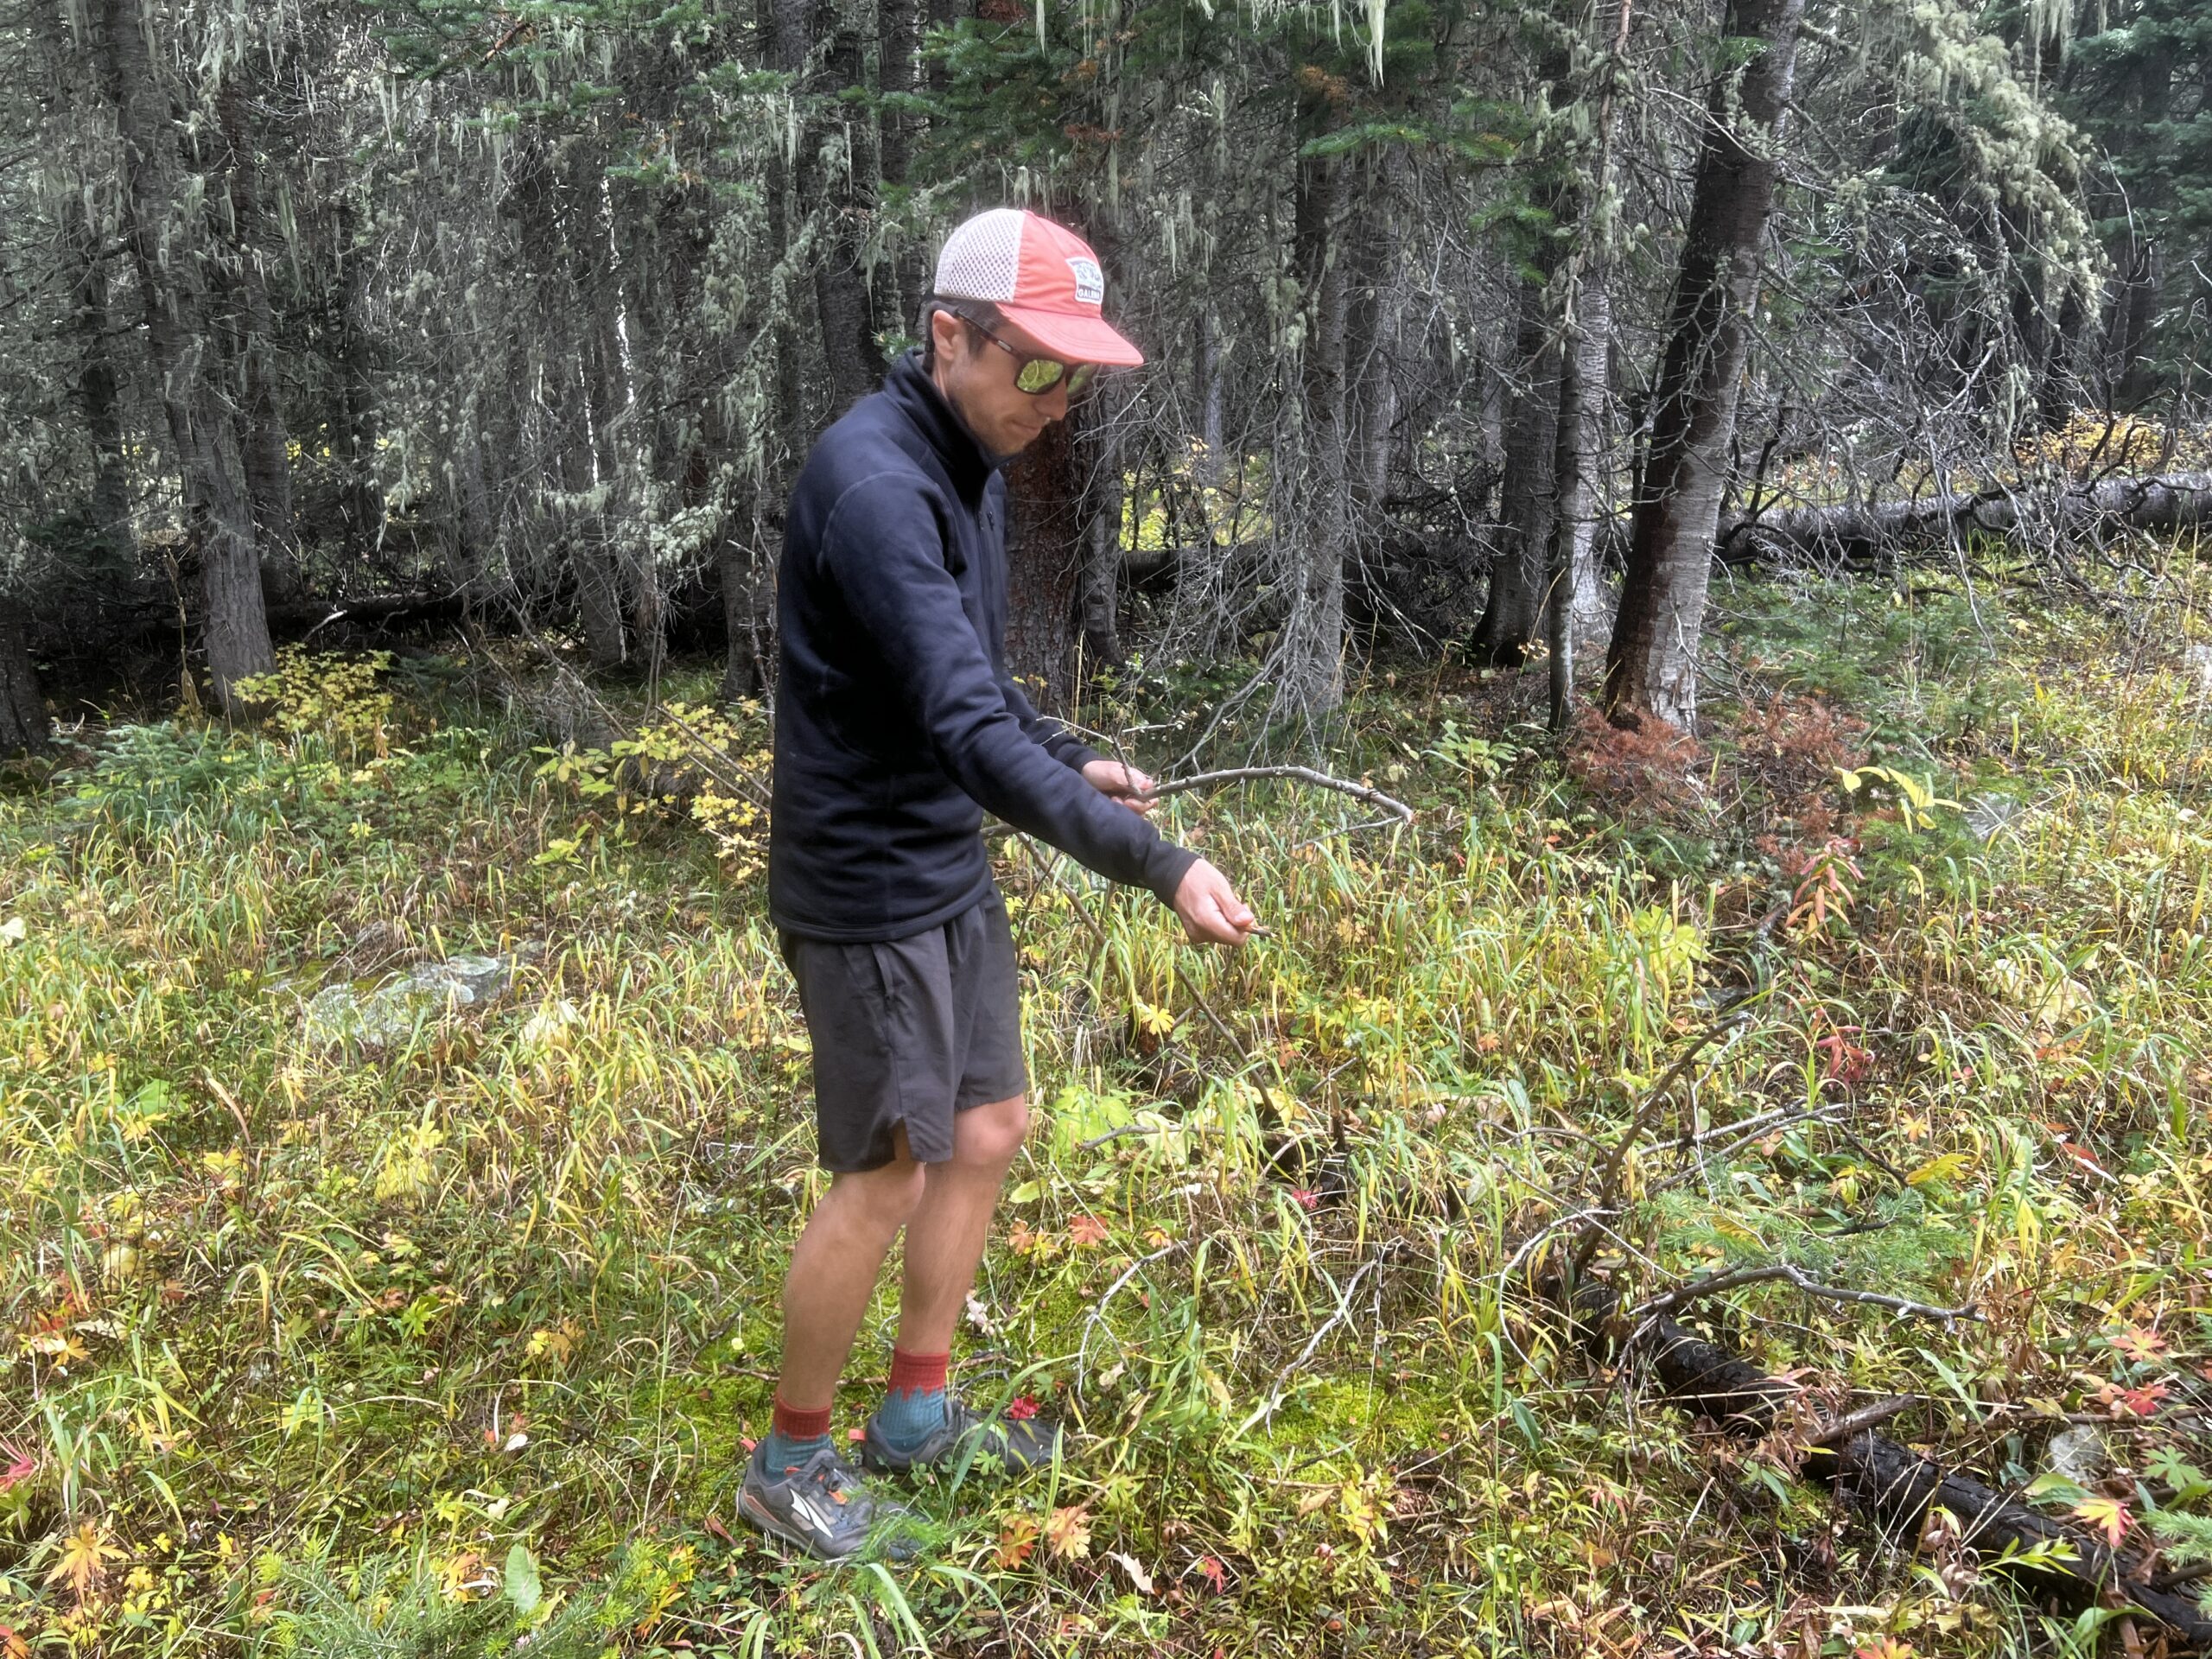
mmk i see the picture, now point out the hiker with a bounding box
[741,207,1259,1560]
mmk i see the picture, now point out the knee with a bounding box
[959,1094,1030,1169]
[836,1157,927,1232]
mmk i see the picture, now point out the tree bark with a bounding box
[92,0,275,712]
[1567,273,1615,650]
[29,0,133,565]
[0,599,52,758]
[1604,0,1803,729]
[1004,416,1084,713]
[1471,270,1560,664]
[2107,236,2161,409]
[327,197,385,562]
[806,0,883,413]
[1279,108,1349,716]
[1077,422,1126,675]
[215,79,298,582]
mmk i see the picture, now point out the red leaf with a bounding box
[2116,1382,2171,1418]
[1005,1394,1040,1421]
[1068,1215,1110,1249]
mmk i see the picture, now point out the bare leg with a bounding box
[774,1133,926,1410]
[896,1095,1029,1353]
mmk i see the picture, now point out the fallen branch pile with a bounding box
[1554,1278,2212,1648]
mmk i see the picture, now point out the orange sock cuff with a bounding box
[887,1347,950,1398]
[771,1394,833,1442]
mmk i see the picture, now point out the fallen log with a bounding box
[1556,1277,2212,1647]
[1589,473,2212,569]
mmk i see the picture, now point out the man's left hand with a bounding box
[1080,758,1156,816]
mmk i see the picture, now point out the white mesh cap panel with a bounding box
[932,208,1026,302]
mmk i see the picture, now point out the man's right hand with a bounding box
[1172,858,1258,946]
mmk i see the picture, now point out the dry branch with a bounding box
[1626,1262,1978,1327]
[1146,766,1415,829]
[1591,473,2212,569]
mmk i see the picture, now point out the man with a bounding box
[741,207,1258,1560]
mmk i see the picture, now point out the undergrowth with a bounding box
[2,568,2209,1658]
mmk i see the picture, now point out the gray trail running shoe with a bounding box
[860,1396,1063,1478]
[738,1440,914,1562]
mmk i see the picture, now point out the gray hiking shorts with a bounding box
[778,892,1027,1173]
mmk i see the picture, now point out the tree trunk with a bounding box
[718,519,774,702]
[878,0,931,330]
[29,0,134,566]
[1471,270,1560,665]
[806,0,882,412]
[2036,289,2085,433]
[0,599,52,758]
[2107,236,2160,409]
[92,0,274,712]
[1546,260,1592,729]
[1197,307,1228,484]
[1077,411,1126,676]
[1279,118,1348,716]
[1568,273,1615,650]
[216,79,297,583]
[1004,416,1084,713]
[64,209,132,565]
[1604,0,1804,729]
[327,198,385,562]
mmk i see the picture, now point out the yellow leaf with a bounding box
[44,1521,124,1600]
[1905,1153,1970,1188]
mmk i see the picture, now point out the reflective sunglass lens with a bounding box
[1014,359,1065,393]
[1065,364,1098,397]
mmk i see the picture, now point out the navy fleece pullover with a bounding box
[768,352,1198,942]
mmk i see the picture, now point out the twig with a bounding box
[1078,1122,1165,1150]
[1802,1394,1925,1448]
[1077,1240,1185,1390]
[1234,1251,1388,1437]
[1567,1013,1753,1281]
[1147,765,1414,829]
[1013,834,1247,1052]
[1627,1262,1979,1327]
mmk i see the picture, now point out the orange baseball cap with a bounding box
[931,208,1145,368]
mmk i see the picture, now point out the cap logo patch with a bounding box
[1066,257,1104,306]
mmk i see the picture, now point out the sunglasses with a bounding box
[958,314,1100,398]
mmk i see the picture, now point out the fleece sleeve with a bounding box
[819,474,1197,903]
[999,670,1102,772]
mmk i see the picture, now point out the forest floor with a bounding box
[3,561,2212,1659]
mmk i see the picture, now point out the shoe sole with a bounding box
[738,1488,864,1562]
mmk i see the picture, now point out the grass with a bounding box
[2,563,2210,1658]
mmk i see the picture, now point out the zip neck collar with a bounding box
[883,351,1001,499]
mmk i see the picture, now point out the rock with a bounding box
[1964,793,2020,842]
[2186,644,2212,696]
[2046,1423,2107,1485]
[300,953,518,1050]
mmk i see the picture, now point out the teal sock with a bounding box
[760,1395,832,1471]
[875,1348,950,1447]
